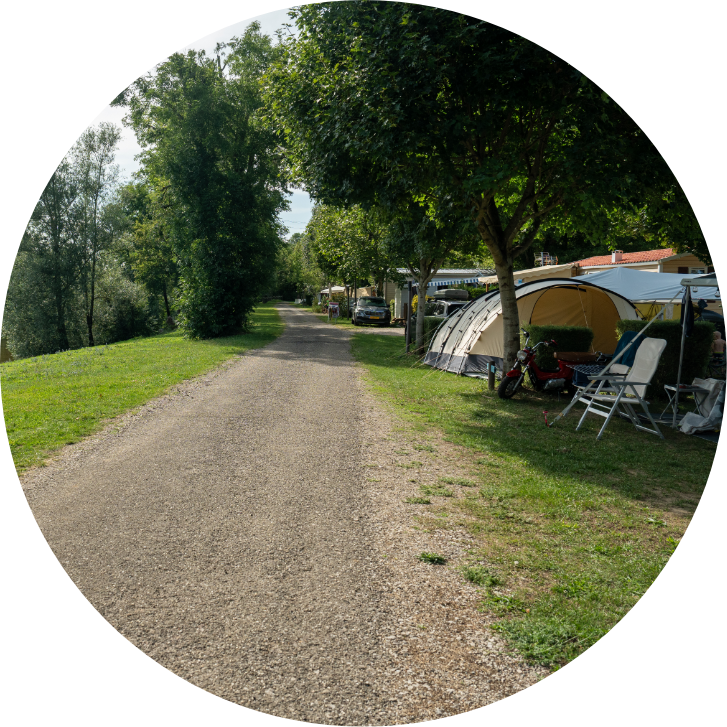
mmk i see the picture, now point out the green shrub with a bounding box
[521,324,594,371]
[615,319,714,398]
[468,286,490,300]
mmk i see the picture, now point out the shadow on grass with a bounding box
[352,333,715,513]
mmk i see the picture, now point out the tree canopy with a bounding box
[305,205,405,294]
[114,23,289,337]
[267,2,703,365]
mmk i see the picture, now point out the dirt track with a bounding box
[22,306,546,724]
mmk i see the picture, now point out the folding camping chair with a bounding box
[570,330,643,393]
[574,338,667,440]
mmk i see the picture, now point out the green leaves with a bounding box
[116,23,289,338]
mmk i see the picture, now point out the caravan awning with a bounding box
[478,262,577,285]
[679,273,719,290]
[573,267,720,302]
[427,277,482,286]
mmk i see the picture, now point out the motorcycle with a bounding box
[497,329,583,399]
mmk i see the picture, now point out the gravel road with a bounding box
[22,306,546,724]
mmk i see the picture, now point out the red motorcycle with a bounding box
[497,329,594,399]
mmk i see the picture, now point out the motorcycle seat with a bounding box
[553,351,599,363]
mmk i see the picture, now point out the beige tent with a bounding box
[424,278,639,375]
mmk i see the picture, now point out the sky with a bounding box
[93,7,313,238]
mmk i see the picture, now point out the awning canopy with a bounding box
[573,267,720,302]
[679,272,720,289]
[478,262,578,285]
[319,286,347,294]
[426,277,482,287]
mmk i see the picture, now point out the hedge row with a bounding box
[615,319,714,398]
[521,324,595,371]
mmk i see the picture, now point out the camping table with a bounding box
[660,384,709,421]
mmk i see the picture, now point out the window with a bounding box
[689,267,706,275]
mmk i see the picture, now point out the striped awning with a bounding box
[428,277,481,286]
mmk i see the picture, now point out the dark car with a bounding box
[352,296,391,326]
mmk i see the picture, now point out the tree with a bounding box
[3,130,151,358]
[15,156,85,352]
[118,180,179,321]
[74,122,121,346]
[268,3,696,367]
[305,205,405,295]
[382,201,479,350]
[113,22,289,338]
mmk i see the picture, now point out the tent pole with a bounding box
[672,287,690,428]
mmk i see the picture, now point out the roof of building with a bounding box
[574,248,675,267]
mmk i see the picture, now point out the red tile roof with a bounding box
[574,248,674,267]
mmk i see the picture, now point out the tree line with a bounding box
[3,23,287,359]
[4,5,707,363]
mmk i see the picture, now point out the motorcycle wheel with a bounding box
[497,374,523,399]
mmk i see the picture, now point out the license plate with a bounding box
[370,316,380,320]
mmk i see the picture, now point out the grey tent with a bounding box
[424,278,639,375]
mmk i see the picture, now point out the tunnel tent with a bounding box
[423,278,640,376]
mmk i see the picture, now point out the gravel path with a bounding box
[22,305,546,723]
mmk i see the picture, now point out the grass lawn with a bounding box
[1,303,284,473]
[351,332,716,669]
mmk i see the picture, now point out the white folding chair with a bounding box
[575,338,667,440]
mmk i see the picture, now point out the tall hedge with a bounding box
[521,324,594,371]
[615,320,714,398]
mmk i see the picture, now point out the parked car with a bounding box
[352,296,391,326]
[432,300,468,318]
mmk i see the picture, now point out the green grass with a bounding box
[1,304,284,473]
[419,552,447,565]
[351,332,715,669]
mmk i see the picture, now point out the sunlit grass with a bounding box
[1,304,284,473]
[351,333,715,668]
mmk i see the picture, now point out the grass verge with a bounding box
[1,304,284,473]
[351,332,715,669]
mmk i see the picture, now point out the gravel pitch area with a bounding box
[21,305,547,724]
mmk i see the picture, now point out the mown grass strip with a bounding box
[1,304,284,473]
[351,332,715,668]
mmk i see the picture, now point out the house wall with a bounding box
[660,254,710,274]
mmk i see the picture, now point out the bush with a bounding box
[615,319,714,398]
[93,266,155,345]
[521,324,594,371]
[468,286,489,300]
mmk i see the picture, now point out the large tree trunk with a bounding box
[494,259,520,371]
[414,261,435,354]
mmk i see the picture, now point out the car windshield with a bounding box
[359,297,387,307]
